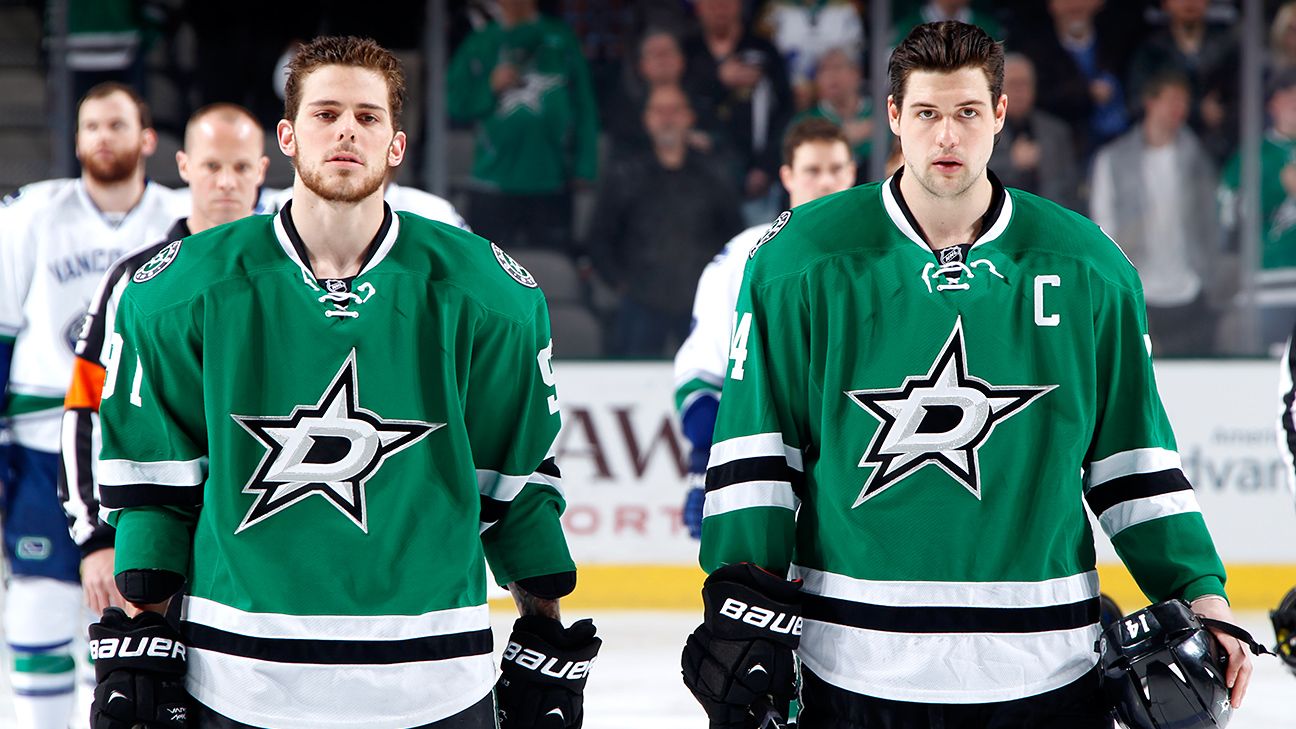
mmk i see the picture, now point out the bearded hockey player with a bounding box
[673,118,856,539]
[91,36,597,729]
[0,83,182,729]
[681,21,1251,729]
[59,102,269,622]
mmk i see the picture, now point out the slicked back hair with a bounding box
[78,81,152,130]
[283,35,406,131]
[888,21,1004,111]
[782,117,850,167]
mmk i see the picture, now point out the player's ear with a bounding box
[887,95,902,136]
[276,120,296,158]
[175,150,190,184]
[141,128,158,158]
[778,163,794,192]
[255,155,269,187]
[993,93,1007,134]
[387,130,407,168]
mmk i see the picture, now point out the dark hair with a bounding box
[782,117,850,166]
[888,21,1004,110]
[78,81,152,130]
[283,36,406,131]
[1140,69,1191,103]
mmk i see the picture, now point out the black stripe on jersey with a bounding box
[706,456,799,493]
[99,483,204,509]
[57,408,99,537]
[480,494,509,526]
[183,623,493,665]
[1083,469,1192,516]
[535,457,560,479]
[803,594,1099,634]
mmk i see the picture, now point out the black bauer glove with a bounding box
[682,563,803,729]
[88,607,190,728]
[496,616,601,728]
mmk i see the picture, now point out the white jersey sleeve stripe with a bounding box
[98,457,207,487]
[1085,447,1181,489]
[709,433,804,471]
[1097,489,1203,537]
[703,480,798,518]
[791,565,1099,609]
[183,595,490,641]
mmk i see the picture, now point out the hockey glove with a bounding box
[682,563,802,729]
[684,472,706,539]
[496,616,601,729]
[89,607,190,728]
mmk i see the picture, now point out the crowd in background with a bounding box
[11,0,1296,357]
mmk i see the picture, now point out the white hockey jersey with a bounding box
[0,179,183,453]
[673,223,769,419]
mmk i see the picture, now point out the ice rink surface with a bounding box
[0,608,1290,728]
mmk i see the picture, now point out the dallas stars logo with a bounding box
[232,351,442,533]
[845,318,1055,507]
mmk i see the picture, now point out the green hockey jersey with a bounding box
[97,205,574,728]
[701,171,1227,704]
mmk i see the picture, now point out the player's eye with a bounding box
[360,114,378,123]
[206,162,220,171]
[960,108,978,118]
[236,163,250,173]
[917,110,936,120]
[316,111,336,120]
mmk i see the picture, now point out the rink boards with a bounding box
[527,359,1296,612]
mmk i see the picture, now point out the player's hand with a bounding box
[83,548,128,615]
[682,563,801,728]
[89,607,190,728]
[1191,595,1252,708]
[497,616,601,728]
[684,473,705,539]
[491,63,521,94]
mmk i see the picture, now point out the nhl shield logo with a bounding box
[325,279,348,293]
[133,240,182,283]
[491,242,538,288]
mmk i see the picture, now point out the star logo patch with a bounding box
[232,351,442,533]
[845,318,1055,507]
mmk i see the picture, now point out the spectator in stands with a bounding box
[586,85,745,357]
[606,29,718,161]
[990,54,1081,211]
[792,47,874,180]
[1270,3,1296,77]
[1220,69,1296,352]
[893,0,1003,44]
[447,0,599,253]
[1127,0,1238,162]
[1016,0,1132,158]
[1091,71,1221,356]
[682,0,795,225]
[756,0,864,111]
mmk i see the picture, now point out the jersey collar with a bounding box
[881,167,1013,253]
[272,200,399,283]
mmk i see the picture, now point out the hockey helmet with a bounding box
[1273,586,1296,677]
[1098,599,1232,729]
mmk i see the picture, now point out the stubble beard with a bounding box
[296,157,387,204]
[913,160,984,202]
[80,147,141,185]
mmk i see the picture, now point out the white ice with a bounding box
[0,609,1289,728]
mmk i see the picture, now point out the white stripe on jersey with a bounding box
[187,647,494,729]
[1097,489,1203,537]
[709,433,804,471]
[1084,447,1181,488]
[184,596,489,641]
[98,457,207,487]
[798,618,1100,704]
[703,480,799,518]
[791,566,1100,608]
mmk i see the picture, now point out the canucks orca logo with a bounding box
[231,350,443,533]
[845,318,1055,507]
[64,310,88,353]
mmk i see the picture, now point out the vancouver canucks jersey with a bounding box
[674,222,770,472]
[0,179,181,453]
[701,172,1227,703]
[98,205,574,728]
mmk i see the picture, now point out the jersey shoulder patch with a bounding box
[133,240,182,283]
[749,210,792,259]
[491,242,538,288]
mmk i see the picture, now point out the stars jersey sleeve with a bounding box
[469,292,575,592]
[698,254,809,577]
[97,289,207,580]
[1082,274,1226,603]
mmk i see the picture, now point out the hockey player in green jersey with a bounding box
[89,36,599,729]
[681,21,1252,729]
